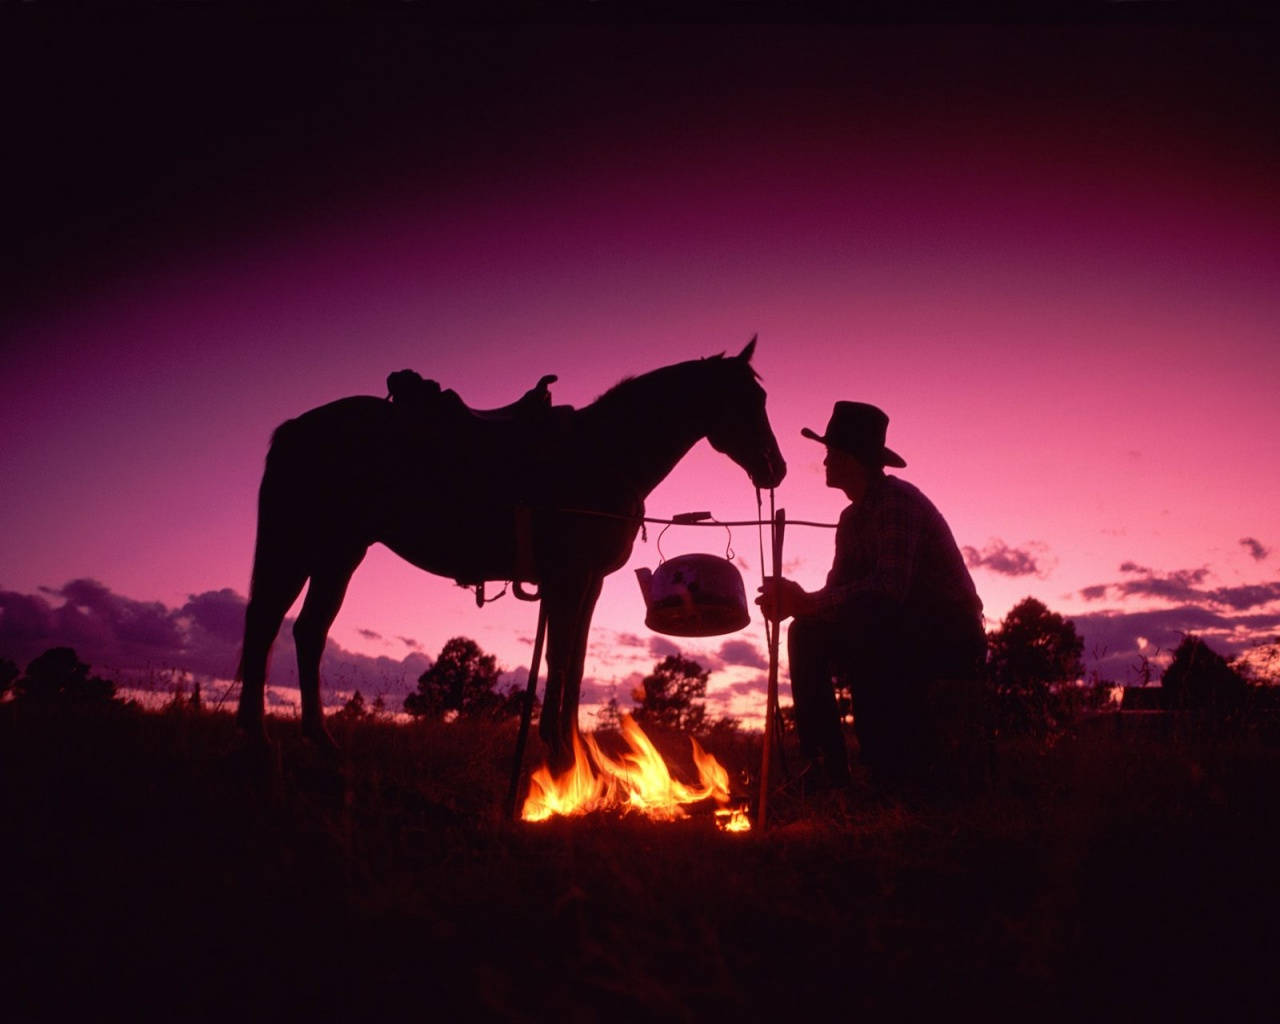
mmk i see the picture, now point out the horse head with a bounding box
[704,336,787,490]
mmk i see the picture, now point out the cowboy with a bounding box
[757,402,986,795]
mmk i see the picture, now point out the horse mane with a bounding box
[589,353,757,412]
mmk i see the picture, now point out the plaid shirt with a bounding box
[810,475,982,625]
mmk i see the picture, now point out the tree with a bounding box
[404,636,506,719]
[14,647,117,706]
[987,597,1085,736]
[335,689,369,721]
[1162,634,1247,713]
[631,654,709,733]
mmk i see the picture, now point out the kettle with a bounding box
[635,553,750,637]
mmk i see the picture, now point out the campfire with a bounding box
[521,713,751,832]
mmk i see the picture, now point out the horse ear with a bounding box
[737,334,758,362]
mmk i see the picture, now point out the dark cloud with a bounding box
[1241,537,1271,562]
[1072,606,1280,685]
[649,636,682,659]
[579,675,627,710]
[357,628,382,642]
[398,636,422,650]
[963,540,1045,578]
[1086,564,1212,604]
[615,633,647,649]
[724,675,768,699]
[1207,583,1280,612]
[0,580,429,701]
[178,589,245,645]
[1070,556,1280,682]
[58,578,184,652]
[1081,565,1279,611]
[0,589,57,655]
[717,639,767,670]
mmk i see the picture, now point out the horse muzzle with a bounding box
[751,451,787,490]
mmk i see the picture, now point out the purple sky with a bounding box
[4,16,1278,723]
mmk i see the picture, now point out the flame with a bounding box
[521,713,751,831]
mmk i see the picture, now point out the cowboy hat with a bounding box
[800,401,907,468]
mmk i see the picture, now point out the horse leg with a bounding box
[293,549,366,755]
[539,576,603,771]
[538,589,570,763]
[559,575,602,755]
[237,561,307,746]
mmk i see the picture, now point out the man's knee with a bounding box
[787,615,832,662]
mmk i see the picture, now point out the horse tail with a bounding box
[238,419,311,713]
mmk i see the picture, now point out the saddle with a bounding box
[386,369,560,423]
[386,369,569,604]
[386,369,574,473]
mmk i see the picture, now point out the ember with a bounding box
[521,713,750,831]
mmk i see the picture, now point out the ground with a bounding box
[4,703,1278,1021]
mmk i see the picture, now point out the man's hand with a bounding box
[756,577,813,623]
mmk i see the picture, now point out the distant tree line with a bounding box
[984,597,1262,733]
[5,609,1266,740]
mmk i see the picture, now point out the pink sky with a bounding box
[4,20,1278,724]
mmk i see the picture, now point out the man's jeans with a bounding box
[788,610,985,789]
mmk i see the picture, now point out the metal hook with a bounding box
[656,522,673,564]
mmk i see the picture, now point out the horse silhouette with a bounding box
[236,338,786,767]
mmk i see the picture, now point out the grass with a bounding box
[4,700,1279,1021]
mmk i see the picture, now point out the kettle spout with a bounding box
[634,567,654,607]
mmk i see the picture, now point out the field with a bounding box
[5,701,1279,1021]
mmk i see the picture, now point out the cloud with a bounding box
[398,636,422,650]
[56,578,184,651]
[0,589,57,653]
[1081,564,1279,611]
[649,636,682,659]
[0,580,430,701]
[963,540,1047,578]
[1067,553,1280,683]
[717,639,767,669]
[579,674,628,709]
[178,589,245,644]
[1116,566,1211,602]
[357,628,383,642]
[1205,583,1280,611]
[724,674,769,698]
[1241,537,1271,562]
[1071,605,1280,685]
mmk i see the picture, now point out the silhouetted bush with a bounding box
[13,647,117,707]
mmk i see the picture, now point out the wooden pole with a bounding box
[505,600,548,821]
[757,507,785,830]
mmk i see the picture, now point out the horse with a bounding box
[236,337,786,768]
